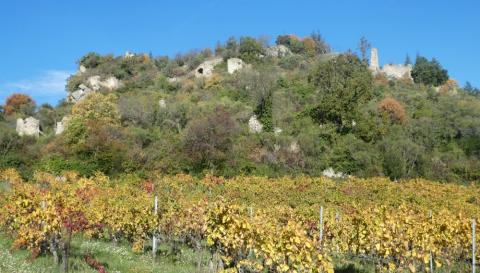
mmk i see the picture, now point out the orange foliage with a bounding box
[302,37,317,55]
[377,97,407,124]
[439,79,458,94]
[4,93,35,115]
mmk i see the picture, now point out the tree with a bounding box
[308,54,373,130]
[4,93,36,116]
[222,36,239,60]
[411,55,449,86]
[37,103,57,131]
[310,31,331,54]
[464,81,480,95]
[62,93,126,174]
[404,54,412,65]
[358,36,371,63]
[276,34,305,54]
[238,36,264,63]
[79,52,104,69]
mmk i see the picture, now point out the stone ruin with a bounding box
[195,57,223,78]
[369,48,379,71]
[68,75,122,103]
[55,116,70,135]
[370,48,413,81]
[227,58,245,74]
[16,117,40,137]
[265,45,291,58]
[382,64,413,80]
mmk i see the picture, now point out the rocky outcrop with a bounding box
[248,115,263,133]
[79,65,87,74]
[68,84,94,103]
[265,45,291,58]
[195,58,223,78]
[227,58,245,74]
[288,141,300,153]
[322,167,346,179]
[87,76,121,91]
[68,76,122,103]
[16,117,40,137]
[158,99,167,109]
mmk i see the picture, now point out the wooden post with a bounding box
[152,195,158,258]
[319,206,324,245]
[429,210,433,273]
[473,219,477,273]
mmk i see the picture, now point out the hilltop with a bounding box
[1,34,479,183]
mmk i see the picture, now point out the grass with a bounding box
[0,233,211,273]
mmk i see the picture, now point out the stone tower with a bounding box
[370,48,379,71]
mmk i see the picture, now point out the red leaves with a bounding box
[61,209,88,233]
[84,254,108,273]
[141,180,154,193]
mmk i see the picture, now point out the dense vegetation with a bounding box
[1,34,479,184]
[0,169,479,272]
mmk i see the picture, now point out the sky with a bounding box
[0,0,479,106]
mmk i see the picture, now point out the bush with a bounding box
[79,52,108,69]
[377,97,407,124]
[36,155,99,176]
[183,107,239,172]
[411,55,449,86]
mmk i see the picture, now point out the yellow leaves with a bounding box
[277,264,289,272]
[408,263,416,272]
[422,254,430,264]
[1,172,478,272]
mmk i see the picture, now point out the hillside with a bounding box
[1,34,480,184]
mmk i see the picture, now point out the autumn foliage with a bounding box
[378,97,407,124]
[4,93,36,115]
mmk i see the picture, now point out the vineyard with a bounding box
[0,169,479,273]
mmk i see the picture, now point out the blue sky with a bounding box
[0,0,479,105]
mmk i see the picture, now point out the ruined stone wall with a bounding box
[370,48,379,71]
[16,117,40,137]
[382,64,413,80]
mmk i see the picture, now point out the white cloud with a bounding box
[0,70,73,105]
